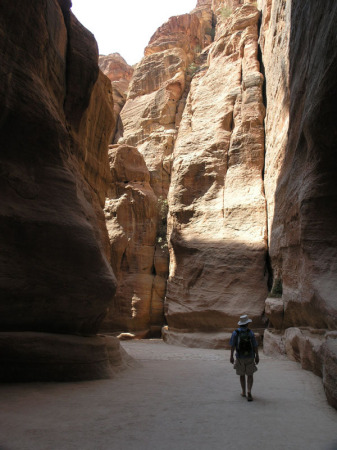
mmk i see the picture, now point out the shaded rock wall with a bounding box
[102,145,167,337]
[99,53,134,141]
[260,0,337,408]
[267,0,337,330]
[0,0,127,380]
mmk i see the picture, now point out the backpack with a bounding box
[236,328,253,357]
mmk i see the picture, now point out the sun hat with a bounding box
[238,314,252,326]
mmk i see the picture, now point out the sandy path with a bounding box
[0,340,336,450]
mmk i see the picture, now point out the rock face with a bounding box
[99,53,134,141]
[260,0,337,408]
[101,3,214,336]
[102,145,168,337]
[0,0,127,380]
[261,0,337,330]
[106,1,269,341]
[3,0,337,403]
[117,6,213,198]
[101,0,337,408]
[165,3,268,340]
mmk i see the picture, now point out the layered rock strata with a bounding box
[260,0,337,408]
[102,145,168,337]
[164,3,268,344]
[116,7,213,198]
[0,0,127,380]
[102,4,214,335]
[262,0,337,330]
[99,53,134,141]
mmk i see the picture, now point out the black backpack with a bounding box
[236,328,253,357]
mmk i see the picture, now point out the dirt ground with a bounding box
[0,340,336,450]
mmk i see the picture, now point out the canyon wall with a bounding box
[100,2,214,336]
[262,0,337,331]
[164,2,268,346]
[260,0,337,407]
[102,144,166,338]
[98,53,134,140]
[102,0,337,406]
[0,0,129,380]
[259,0,337,408]
[2,0,336,403]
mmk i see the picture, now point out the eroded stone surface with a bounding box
[261,0,337,330]
[323,339,337,410]
[165,3,268,336]
[260,0,337,408]
[102,145,167,336]
[117,9,213,198]
[0,0,123,379]
[104,5,214,336]
[263,329,286,358]
[99,53,134,141]
[0,332,134,381]
[264,327,337,408]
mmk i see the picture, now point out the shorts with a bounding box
[234,358,258,376]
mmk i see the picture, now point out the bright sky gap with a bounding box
[71,0,198,66]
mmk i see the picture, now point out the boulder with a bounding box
[323,339,337,410]
[162,327,233,349]
[265,297,284,329]
[284,328,324,377]
[263,329,286,358]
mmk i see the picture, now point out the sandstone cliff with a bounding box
[116,5,213,198]
[2,0,336,407]
[0,0,128,380]
[101,0,337,407]
[165,2,268,345]
[99,53,134,141]
[101,3,214,336]
[259,0,337,409]
[102,144,167,337]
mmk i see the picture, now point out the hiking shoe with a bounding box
[247,392,253,401]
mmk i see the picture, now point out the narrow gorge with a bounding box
[0,0,336,408]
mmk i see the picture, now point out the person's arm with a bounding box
[254,345,259,365]
[251,331,259,364]
[230,346,235,364]
[229,331,236,364]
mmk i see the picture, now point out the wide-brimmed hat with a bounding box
[238,314,252,326]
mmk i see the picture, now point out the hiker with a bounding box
[230,314,259,401]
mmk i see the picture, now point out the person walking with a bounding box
[230,314,259,401]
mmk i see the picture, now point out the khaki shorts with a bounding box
[234,358,258,376]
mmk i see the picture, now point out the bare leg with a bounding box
[247,375,254,401]
[240,375,246,396]
[247,375,253,393]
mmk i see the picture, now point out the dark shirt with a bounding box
[230,327,258,359]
